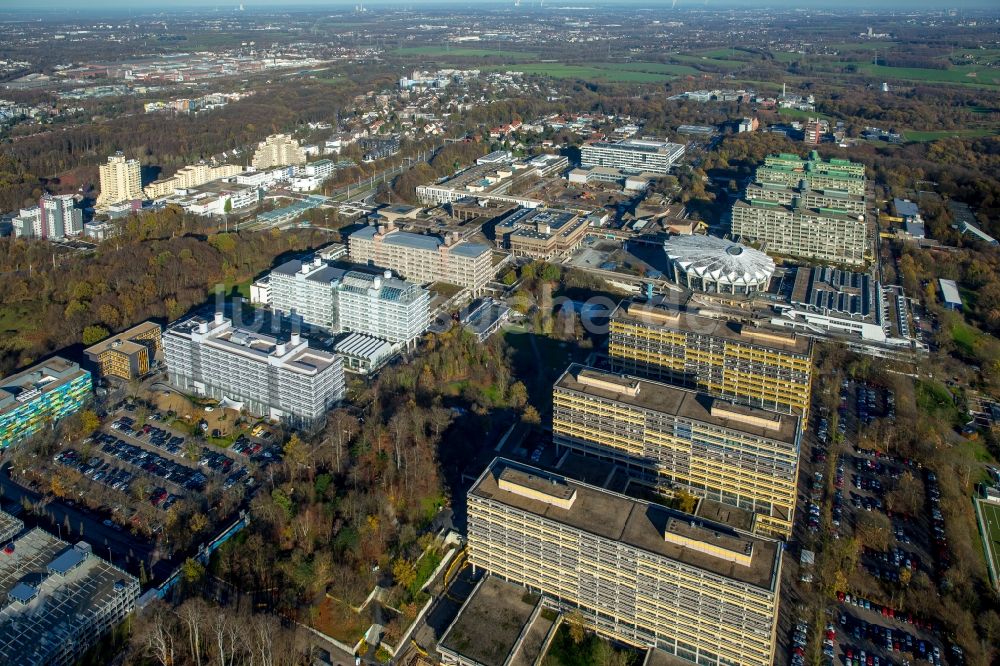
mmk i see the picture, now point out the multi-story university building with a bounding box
[744,182,866,216]
[495,207,589,260]
[468,459,782,666]
[0,357,91,449]
[143,162,244,199]
[268,257,430,346]
[96,152,142,209]
[163,313,343,429]
[730,198,867,266]
[0,524,140,666]
[251,133,307,170]
[83,321,163,382]
[12,194,83,240]
[348,223,494,296]
[552,364,800,538]
[755,152,866,196]
[731,152,868,265]
[580,139,685,176]
[609,300,813,421]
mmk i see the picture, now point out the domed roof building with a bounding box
[664,235,775,295]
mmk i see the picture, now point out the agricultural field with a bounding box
[393,46,538,59]
[670,53,748,71]
[486,61,702,83]
[856,63,1000,87]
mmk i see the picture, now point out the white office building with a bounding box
[164,313,344,429]
[12,194,83,240]
[268,257,430,346]
[581,139,685,175]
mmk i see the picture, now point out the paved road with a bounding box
[0,461,168,579]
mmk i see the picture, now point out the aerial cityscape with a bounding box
[0,1,999,665]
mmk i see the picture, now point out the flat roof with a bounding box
[555,364,798,445]
[611,300,812,355]
[472,459,780,589]
[83,321,161,357]
[0,529,139,665]
[938,279,962,305]
[439,575,541,666]
[0,357,88,414]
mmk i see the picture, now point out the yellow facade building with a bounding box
[609,301,813,423]
[552,364,800,538]
[468,459,782,666]
[83,322,162,381]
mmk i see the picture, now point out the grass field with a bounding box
[855,63,1000,87]
[978,500,1000,589]
[671,54,747,70]
[778,108,832,121]
[903,128,1000,142]
[485,60,706,83]
[393,46,537,59]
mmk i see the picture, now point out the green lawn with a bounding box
[778,108,832,121]
[773,51,804,63]
[979,500,1000,588]
[903,128,1000,142]
[393,46,538,59]
[950,320,985,357]
[695,47,755,60]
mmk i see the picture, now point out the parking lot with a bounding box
[787,377,965,666]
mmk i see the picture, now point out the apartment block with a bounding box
[163,313,343,429]
[268,257,430,345]
[12,194,83,240]
[468,459,782,666]
[83,321,163,381]
[0,357,91,449]
[143,162,244,199]
[609,301,813,420]
[552,364,800,538]
[0,528,140,666]
[348,223,494,295]
[581,139,685,175]
[96,152,142,209]
[251,134,307,170]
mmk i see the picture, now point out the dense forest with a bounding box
[0,205,329,374]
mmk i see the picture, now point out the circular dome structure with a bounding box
[664,235,775,295]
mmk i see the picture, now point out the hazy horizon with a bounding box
[1,0,998,12]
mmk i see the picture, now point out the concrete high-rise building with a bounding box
[163,313,343,429]
[581,138,685,175]
[12,194,83,240]
[268,257,430,346]
[0,527,140,666]
[96,153,142,210]
[467,459,782,666]
[609,300,813,421]
[143,162,244,199]
[348,223,494,296]
[731,152,868,266]
[0,358,91,449]
[251,134,307,170]
[552,364,800,538]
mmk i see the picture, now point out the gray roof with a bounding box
[450,242,491,258]
[382,231,443,252]
[938,279,962,306]
[893,198,919,218]
[335,333,393,360]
